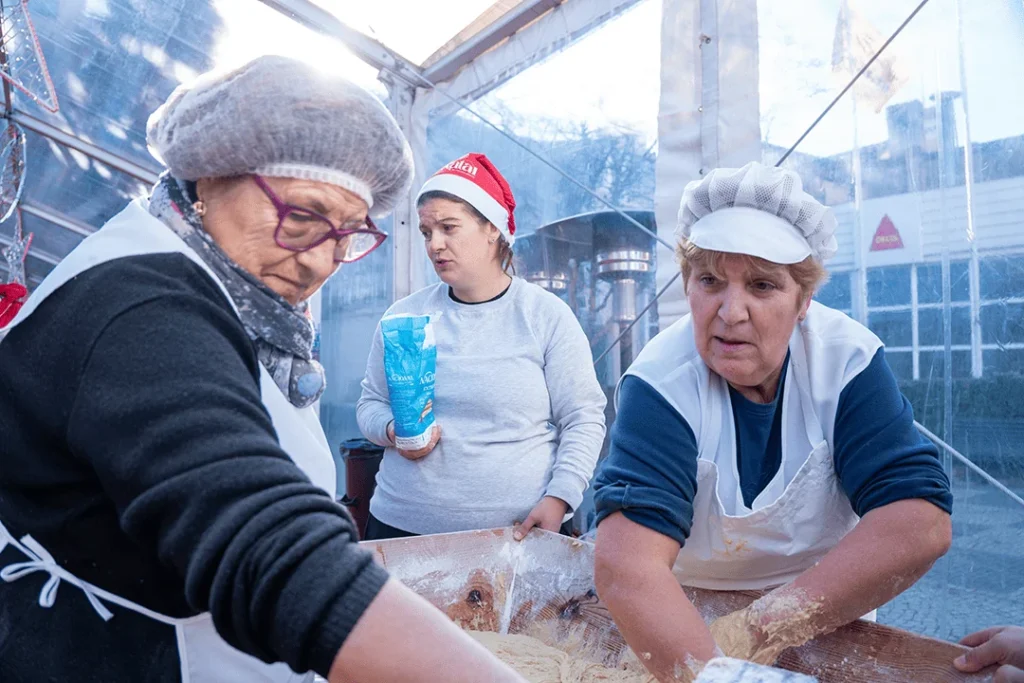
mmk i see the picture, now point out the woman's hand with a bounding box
[709,584,832,666]
[387,422,441,461]
[955,626,1024,681]
[709,606,784,666]
[709,608,761,662]
[513,496,568,541]
[329,579,526,683]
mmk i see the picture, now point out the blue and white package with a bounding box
[381,313,438,451]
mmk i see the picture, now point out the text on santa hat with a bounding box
[443,159,479,176]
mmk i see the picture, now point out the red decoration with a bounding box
[0,281,27,326]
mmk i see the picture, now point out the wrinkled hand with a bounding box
[388,422,441,461]
[955,626,1024,682]
[513,496,568,541]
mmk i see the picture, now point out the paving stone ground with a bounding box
[877,471,1024,642]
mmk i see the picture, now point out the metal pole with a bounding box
[6,110,160,185]
[20,202,96,238]
[593,272,681,366]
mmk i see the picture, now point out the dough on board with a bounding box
[467,631,655,683]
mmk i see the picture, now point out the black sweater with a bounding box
[0,253,386,681]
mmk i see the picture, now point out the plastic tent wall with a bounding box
[2,0,1022,649]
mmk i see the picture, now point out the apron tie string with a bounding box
[0,532,114,622]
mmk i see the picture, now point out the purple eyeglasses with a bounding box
[252,175,387,263]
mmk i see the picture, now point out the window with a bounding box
[979,255,1024,300]
[982,349,1024,377]
[918,306,972,346]
[980,302,1024,346]
[815,271,852,311]
[885,351,914,381]
[868,310,913,348]
[917,261,970,303]
[918,350,972,380]
[867,265,912,307]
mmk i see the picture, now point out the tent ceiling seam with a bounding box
[422,0,564,83]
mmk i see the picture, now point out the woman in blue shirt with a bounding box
[592,163,953,681]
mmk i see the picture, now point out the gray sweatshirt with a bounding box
[357,278,607,534]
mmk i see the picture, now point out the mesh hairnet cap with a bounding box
[146,55,413,217]
[676,162,838,264]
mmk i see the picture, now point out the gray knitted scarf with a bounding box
[148,174,326,408]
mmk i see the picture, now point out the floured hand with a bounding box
[709,589,824,666]
[709,608,782,666]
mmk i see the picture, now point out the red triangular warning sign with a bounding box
[870,214,903,251]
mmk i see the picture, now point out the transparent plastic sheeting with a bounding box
[11,0,1024,650]
[306,0,501,65]
[412,0,1024,646]
[754,0,1024,642]
[5,0,382,280]
[416,1,662,526]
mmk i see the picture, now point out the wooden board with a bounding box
[364,528,997,682]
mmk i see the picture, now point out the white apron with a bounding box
[622,302,882,599]
[0,199,337,682]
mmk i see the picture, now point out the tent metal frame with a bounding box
[6,0,604,281]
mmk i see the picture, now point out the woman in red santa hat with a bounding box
[357,153,607,540]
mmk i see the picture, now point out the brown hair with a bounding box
[418,190,515,275]
[676,239,828,302]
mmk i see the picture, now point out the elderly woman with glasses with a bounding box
[0,56,524,683]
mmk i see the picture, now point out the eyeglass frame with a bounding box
[251,174,388,263]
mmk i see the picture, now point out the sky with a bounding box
[758,0,1024,154]
[205,0,1022,159]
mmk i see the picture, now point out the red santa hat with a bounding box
[417,153,517,246]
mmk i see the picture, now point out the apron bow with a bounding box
[0,529,114,621]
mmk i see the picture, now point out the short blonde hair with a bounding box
[676,239,828,300]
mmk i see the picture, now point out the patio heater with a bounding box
[515,210,658,388]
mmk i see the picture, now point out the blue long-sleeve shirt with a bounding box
[594,348,952,546]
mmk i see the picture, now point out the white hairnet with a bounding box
[146,55,413,217]
[676,162,838,263]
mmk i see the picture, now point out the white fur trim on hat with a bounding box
[688,207,813,264]
[256,163,375,209]
[418,173,514,246]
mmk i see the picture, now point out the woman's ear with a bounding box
[798,292,813,321]
[485,221,501,246]
[196,176,243,205]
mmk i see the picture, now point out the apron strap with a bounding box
[0,520,192,626]
[0,524,114,621]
